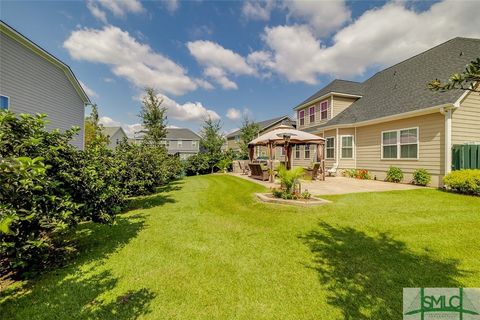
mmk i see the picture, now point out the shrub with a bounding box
[413,168,431,186]
[443,169,480,195]
[386,166,404,183]
[216,158,232,173]
[184,153,211,175]
[277,166,304,195]
[342,168,356,178]
[301,190,312,200]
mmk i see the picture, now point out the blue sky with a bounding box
[1,0,478,135]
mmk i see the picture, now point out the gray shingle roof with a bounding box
[226,115,294,138]
[300,37,480,131]
[295,79,364,109]
[166,128,200,140]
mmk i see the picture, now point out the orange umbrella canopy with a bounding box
[248,125,324,146]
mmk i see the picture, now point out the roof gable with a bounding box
[0,20,90,104]
[298,37,480,129]
[226,115,294,138]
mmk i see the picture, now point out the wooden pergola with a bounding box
[247,125,326,182]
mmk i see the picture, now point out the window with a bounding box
[235,135,240,142]
[382,131,397,159]
[309,106,315,123]
[166,140,170,147]
[341,136,353,159]
[192,141,197,147]
[326,137,335,159]
[304,144,311,159]
[295,145,301,159]
[0,95,9,110]
[177,140,183,147]
[320,101,328,120]
[299,110,305,126]
[382,128,418,159]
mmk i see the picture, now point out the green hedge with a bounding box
[443,169,480,195]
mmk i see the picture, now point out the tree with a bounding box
[238,116,259,160]
[84,104,107,147]
[428,58,480,92]
[200,117,225,173]
[139,88,168,147]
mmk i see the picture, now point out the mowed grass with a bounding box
[1,174,479,319]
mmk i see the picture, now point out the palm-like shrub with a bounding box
[277,165,304,195]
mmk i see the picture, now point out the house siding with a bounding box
[452,91,480,145]
[355,112,445,186]
[0,32,85,149]
[167,139,200,159]
[107,130,127,149]
[332,96,357,117]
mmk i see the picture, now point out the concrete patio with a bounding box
[230,173,423,195]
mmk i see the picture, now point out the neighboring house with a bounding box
[294,37,480,186]
[104,126,127,149]
[226,115,296,157]
[0,21,90,149]
[131,128,201,160]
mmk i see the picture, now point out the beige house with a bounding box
[226,115,295,157]
[294,37,480,186]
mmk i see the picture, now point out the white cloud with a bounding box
[284,0,351,37]
[103,77,115,83]
[99,116,142,137]
[242,0,275,21]
[97,0,143,17]
[79,80,99,98]
[204,67,237,90]
[64,26,197,96]
[226,108,241,120]
[159,94,220,122]
[257,0,480,83]
[86,0,108,24]
[194,78,215,90]
[187,40,256,89]
[164,0,179,14]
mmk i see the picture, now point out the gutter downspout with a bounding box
[440,104,456,176]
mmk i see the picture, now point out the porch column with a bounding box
[444,108,453,175]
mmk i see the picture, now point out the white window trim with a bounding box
[192,141,197,147]
[177,140,183,146]
[304,144,311,159]
[0,95,10,110]
[309,106,315,124]
[294,145,301,159]
[299,110,305,126]
[325,136,335,159]
[320,100,329,120]
[381,127,419,160]
[340,135,354,159]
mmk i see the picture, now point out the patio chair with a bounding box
[248,163,269,181]
[305,162,321,180]
[327,163,338,176]
[238,161,249,175]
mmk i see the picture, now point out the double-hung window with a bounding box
[177,140,183,147]
[382,128,418,159]
[295,145,301,159]
[341,136,353,159]
[309,106,315,123]
[192,141,197,147]
[326,137,335,159]
[320,101,328,120]
[0,95,9,110]
[304,144,311,159]
[299,110,305,126]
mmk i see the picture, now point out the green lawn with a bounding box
[1,174,479,319]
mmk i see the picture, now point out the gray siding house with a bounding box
[0,21,90,149]
[131,128,201,159]
[104,126,127,149]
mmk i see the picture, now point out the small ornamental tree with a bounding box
[238,116,260,160]
[428,57,480,93]
[84,104,108,147]
[200,117,225,173]
[139,88,168,147]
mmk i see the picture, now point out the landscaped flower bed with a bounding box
[255,192,330,207]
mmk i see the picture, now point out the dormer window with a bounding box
[320,101,328,120]
[309,106,315,123]
[299,110,305,126]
